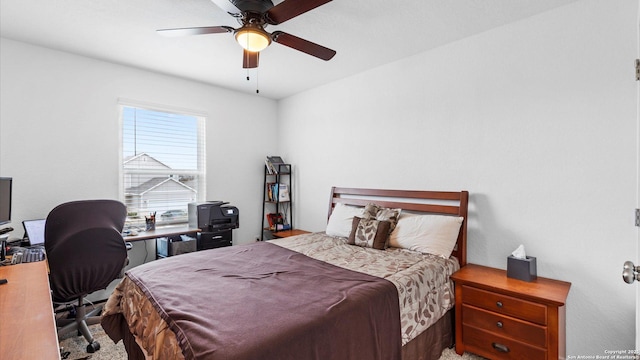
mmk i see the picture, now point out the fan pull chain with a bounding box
[246,53,250,80]
[256,69,259,94]
[243,65,259,94]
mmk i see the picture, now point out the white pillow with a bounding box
[326,203,364,238]
[389,213,463,258]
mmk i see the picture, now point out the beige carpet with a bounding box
[58,324,127,360]
[60,324,485,360]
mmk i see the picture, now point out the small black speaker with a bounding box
[1,240,6,261]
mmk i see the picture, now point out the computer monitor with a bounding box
[0,177,12,226]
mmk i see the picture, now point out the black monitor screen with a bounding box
[0,177,12,226]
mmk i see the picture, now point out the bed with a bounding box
[101,187,469,360]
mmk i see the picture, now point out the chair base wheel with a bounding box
[87,341,100,353]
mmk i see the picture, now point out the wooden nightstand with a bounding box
[271,229,311,238]
[450,264,571,360]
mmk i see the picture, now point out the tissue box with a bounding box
[507,255,537,282]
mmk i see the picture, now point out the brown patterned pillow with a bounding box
[348,216,391,250]
[362,203,401,248]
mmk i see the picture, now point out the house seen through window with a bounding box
[120,104,205,227]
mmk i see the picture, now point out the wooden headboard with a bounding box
[328,187,469,267]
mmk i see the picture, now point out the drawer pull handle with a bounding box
[496,301,503,308]
[496,321,503,328]
[492,342,510,353]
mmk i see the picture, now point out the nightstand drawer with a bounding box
[462,285,547,325]
[463,325,547,360]
[462,304,547,348]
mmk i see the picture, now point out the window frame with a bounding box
[118,99,206,227]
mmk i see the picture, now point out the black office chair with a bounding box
[45,199,127,353]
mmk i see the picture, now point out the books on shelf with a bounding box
[266,213,284,230]
[265,156,290,174]
[266,211,290,230]
[267,182,276,201]
[266,183,290,202]
[278,184,290,202]
[265,159,276,174]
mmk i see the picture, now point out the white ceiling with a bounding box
[0,0,580,99]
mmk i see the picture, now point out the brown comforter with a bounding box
[102,241,401,360]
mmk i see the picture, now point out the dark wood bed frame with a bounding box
[328,187,469,267]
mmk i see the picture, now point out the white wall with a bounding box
[278,0,638,356]
[1,0,637,355]
[0,38,278,253]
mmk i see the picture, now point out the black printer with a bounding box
[188,201,239,250]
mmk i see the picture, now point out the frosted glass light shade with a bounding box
[235,28,271,52]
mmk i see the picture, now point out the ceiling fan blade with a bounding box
[271,31,336,61]
[265,0,332,25]
[243,50,259,68]
[157,26,234,37]
[210,0,242,16]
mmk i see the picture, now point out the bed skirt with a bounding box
[104,308,454,360]
[401,309,454,360]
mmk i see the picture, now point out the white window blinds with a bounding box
[120,102,205,226]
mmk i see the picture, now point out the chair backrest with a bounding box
[45,199,127,302]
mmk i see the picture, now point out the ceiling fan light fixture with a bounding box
[235,26,271,52]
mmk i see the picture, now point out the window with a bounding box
[119,102,205,227]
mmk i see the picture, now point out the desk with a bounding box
[123,225,203,260]
[122,225,200,242]
[0,261,60,360]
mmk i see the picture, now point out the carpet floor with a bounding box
[59,324,486,360]
[58,324,127,360]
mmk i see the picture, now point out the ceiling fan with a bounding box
[157,0,336,69]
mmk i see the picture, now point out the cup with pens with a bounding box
[145,212,156,231]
